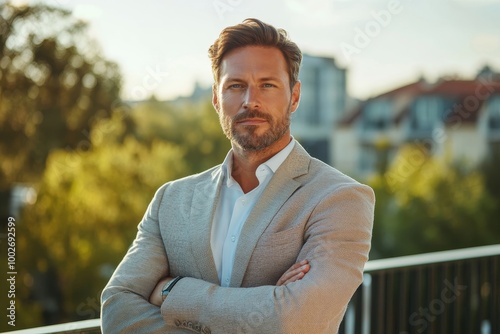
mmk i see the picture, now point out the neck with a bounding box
[230,135,292,193]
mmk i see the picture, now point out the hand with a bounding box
[149,276,173,306]
[276,259,310,286]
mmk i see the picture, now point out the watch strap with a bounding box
[161,276,183,301]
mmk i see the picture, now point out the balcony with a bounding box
[342,244,499,334]
[7,319,100,334]
[7,244,499,334]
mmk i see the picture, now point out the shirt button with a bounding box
[225,278,229,283]
[231,235,236,242]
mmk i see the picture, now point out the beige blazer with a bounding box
[101,142,375,333]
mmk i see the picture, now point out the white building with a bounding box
[292,54,347,165]
[334,69,500,176]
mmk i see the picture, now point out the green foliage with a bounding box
[369,144,500,259]
[479,142,500,200]
[0,3,121,188]
[14,112,186,327]
[130,98,231,173]
[1,3,231,329]
[11,96,229,328]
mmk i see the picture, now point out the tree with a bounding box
[12,95,230,328]
[0,3,121,189]
[130,98,231,174]
[369,144,499,258]
[0,3,122,329]
[479,143,500,201]
[14,112,188,328]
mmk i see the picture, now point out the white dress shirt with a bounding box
[210,139,295,287]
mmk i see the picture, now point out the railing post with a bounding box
[481,320,491,334]
[362,273,372,334]
[344,303,355,334]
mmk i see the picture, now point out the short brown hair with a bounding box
[208,18,302,90]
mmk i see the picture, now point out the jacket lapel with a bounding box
[189,168,222,285]
[230,143,310,287]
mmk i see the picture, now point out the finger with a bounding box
[280,271,305,286]
[284,261,309,279]
[277,263,310,286]
[276,260,309,286]
[287,263,310,279]
[288,260,309,274]
[280,265,311,285]
[277,266,302,285]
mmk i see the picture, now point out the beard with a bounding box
[219,102,292,151]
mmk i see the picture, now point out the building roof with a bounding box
[339,74,500,127]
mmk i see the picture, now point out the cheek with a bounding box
[271,91,292,105]
[219,94,240,113]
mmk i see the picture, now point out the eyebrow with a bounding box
[224,76,282,83]
[259,77,281,82]
[224,78,246,83]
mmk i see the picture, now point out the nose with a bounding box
[242,86,260,109]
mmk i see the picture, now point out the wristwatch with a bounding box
[161,276,183,301]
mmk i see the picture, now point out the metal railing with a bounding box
[5,319,100,334]
[6,244,500,334]
[340,244,500,334]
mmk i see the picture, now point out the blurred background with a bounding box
[0,0,499,331]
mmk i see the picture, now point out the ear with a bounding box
[290,80,301,113]
[212,84,220,113]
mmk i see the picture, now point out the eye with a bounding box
[263,83,275,88]
[228,83,243,89]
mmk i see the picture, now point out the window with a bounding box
[488,95,500,130]
[300,139,329,164]
[363,100,391,130]
[308,67,321,125]
[489,141,500,156]
[359,145,377,172]
[411,96,442,130]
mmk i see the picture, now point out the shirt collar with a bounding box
[221,137,296,187]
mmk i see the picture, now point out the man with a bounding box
[101,18,374,333]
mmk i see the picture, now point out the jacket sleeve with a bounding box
[160,184,375,334]
[101,185,176,333]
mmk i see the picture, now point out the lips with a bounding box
[236,118,267,125]
[233,110,272,125]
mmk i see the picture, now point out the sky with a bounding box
[19,0,500,101]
